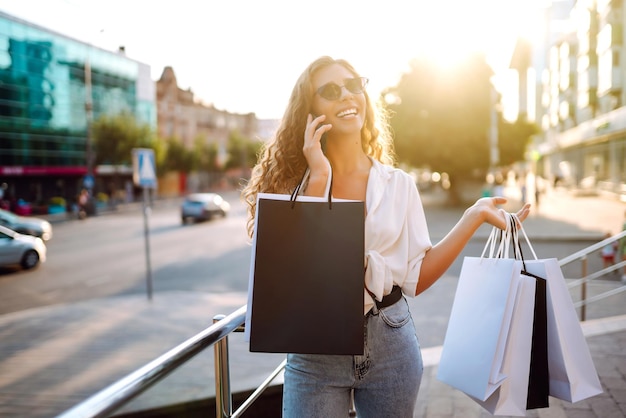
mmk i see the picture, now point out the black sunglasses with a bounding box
[315,77,369,101]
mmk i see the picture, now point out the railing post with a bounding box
[214,314,232,418]
[580,256,587,321]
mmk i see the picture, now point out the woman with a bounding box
[242,56,531,417]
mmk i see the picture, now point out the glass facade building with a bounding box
[0,11,155,211]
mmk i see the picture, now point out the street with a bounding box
[0,192,252,315]
[0,189,624,418]
[0,189,617,319]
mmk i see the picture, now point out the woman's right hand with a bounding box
[303,114,332,179]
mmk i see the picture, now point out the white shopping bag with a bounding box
[524,258,603,402]
[437,253,524,401]
[439,213,545,412]
[514,220,603,403]
[470,270,537,416]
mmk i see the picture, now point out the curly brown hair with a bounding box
[241,56,396,238]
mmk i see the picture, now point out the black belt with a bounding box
[375,285,403,310]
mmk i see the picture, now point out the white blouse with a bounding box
[362,160,432,314]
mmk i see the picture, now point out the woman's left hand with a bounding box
[470,197,531,230]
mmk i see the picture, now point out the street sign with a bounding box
[132,148,157,189]
[132,148,157,300]
[83,174,94,189]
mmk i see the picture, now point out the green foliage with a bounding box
[91,112,156,166]
[224,130,263,170]
[497,116,539,166]
[191,136,220,172]
[158,136,222,173]
[160,137,192,172]
[384,53,494,179]
[92,111,259,175]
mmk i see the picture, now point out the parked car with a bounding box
[181,193,231,224]
[0,208,53,241]
[0,224,47,270]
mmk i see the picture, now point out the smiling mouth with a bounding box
[336,108,357,118]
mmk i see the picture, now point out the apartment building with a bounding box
[514,0,625,199]
[155,66,260,194]
[156,66,257,166]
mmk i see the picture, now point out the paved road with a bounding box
[0,187,624,418]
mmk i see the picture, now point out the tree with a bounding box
[92,112,155,166]
[191,136,219,172]
[224,130,263,170]
[497,116,539,166]
[383,52,495,203]
[160,137,192,172]
[91,112,156,199]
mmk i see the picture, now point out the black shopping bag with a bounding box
[523,270,549,410]
[246,191,365,355]
[514,216,550,410]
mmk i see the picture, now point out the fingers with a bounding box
[303,115,332,176]
[516,203,531,222]
[305,114,329,148]
[511,203,531,227]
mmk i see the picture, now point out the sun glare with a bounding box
[412,1,524,71]
[0,0,542,119]
[399,0,541,121]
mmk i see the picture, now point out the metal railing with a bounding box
[53,305,281,418]
[212,314,286,418]
[559,230,626,320]
[55,231,626,418]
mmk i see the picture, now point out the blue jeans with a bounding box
[283,297,423,418]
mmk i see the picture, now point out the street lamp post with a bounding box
[83,58,96,214]
[85,59,94,178]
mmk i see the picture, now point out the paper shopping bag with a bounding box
[473,216,550,415]
[525,270,549,410]
[245,192,365,355]
[437,256,524,401]
[524,258,603,403]
[470,269,537,416]
[512,218,603,403]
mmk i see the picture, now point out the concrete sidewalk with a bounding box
[0,188,624,418]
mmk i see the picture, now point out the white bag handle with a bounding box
[511,213,538,260]
[481,212,537,261]
[481,225,499,259]
[497,212,514,259]
[481,212,514,259]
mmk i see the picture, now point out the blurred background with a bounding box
[0,0,623,212]
[0,2,625,416]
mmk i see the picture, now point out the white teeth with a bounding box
[337,108,357,117]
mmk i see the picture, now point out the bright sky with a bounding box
[0,0,547,120]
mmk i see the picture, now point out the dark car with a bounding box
[0,208,53,241]
[181,193,231,224]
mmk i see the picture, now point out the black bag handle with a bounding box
[290,168,333,209]
[510,214,527,271]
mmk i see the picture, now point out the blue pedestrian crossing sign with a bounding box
[132,148,157,189]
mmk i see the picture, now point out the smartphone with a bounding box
[313,113,329,151]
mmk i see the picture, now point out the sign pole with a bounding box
[143,187,153,300]
[132,148,158,301]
